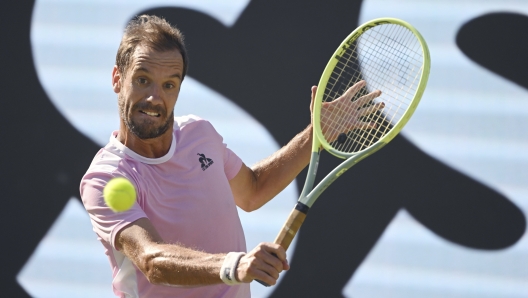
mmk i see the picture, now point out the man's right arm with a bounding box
[115,217,289,286]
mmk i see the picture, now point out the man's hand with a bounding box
[235,242,289,286]
[311,80,384,143]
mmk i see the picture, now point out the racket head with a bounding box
[312,18,430,159]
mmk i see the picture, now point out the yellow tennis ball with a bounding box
[103,177,136,212]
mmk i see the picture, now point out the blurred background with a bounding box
[16,0,528,297]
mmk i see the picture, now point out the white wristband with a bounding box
[220,252,246,285]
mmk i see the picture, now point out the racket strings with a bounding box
[327,28,421,110]
[320,23,424,153]
[349,25,421,152]
[321,41,366,143]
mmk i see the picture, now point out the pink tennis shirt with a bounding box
[80,115,250,298]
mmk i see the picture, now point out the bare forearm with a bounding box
[135,243,225,286]
[117,219,288,287]
[248,124,313,209]
[141,242,288,287]
[117,220,226,286]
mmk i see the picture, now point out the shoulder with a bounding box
[172,115,229,156]
[174,114,206,128]
[174,114,220,136]
[80,147,138,198]
[85,145,127,177]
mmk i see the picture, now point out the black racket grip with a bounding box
[255,279,271,287]
[254,253,278,287]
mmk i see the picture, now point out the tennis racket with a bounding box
[256,17,430,286]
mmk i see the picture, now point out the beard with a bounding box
[119,95,174,139]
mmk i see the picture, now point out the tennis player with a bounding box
[80,14,381,298]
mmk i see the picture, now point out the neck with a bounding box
[117,121,173,158]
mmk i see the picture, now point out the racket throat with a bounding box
[299,151,320,200]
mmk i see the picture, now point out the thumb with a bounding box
[310,85,317,112]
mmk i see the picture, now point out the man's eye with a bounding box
[138,78,147,84]
[165,83,175,89]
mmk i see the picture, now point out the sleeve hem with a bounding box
[110,215,149,250]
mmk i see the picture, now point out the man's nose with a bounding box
[146,84,163,102]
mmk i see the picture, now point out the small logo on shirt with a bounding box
[197,153,214,171]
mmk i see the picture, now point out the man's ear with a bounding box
[112,65,122,93]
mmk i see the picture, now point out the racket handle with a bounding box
[273,202,309,250]
[255,203,309,287]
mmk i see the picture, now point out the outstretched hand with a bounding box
[236,242,289,286]
[310,80,384,142]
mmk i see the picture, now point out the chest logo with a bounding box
[197,153,214,171]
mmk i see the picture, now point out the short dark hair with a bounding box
[116,15,188,79]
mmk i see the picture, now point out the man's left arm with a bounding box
[229,123,313,212]
[229,82,383,212]
[229,86,318,212]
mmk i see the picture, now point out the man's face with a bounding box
[114,44,184,139]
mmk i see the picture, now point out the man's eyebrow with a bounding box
[135,66,150,74]
[169,73,182,79]
[134,67,181,79]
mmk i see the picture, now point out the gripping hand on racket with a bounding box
[236,242,289,286]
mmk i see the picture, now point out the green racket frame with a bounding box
[304,17,430,208]
[257,18,430,287]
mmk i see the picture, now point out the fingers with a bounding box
[311,85,317,100]
[236,242,288,286]
[310,85,317,114]
[357,101,385,117]
[354,89,381,107]
[339,80,366,102]
[353,91,384,129]
[348,88,382,124]
[334,82,382,118]
[319,81,384,141]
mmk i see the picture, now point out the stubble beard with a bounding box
[119,95,174,140]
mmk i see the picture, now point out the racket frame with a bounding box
[259,17,430,287]
[303,17,430,207]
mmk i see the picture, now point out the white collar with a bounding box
[108,130,177,165]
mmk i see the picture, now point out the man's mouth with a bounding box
[140,110,161,117]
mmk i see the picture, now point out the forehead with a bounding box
[129,44,184,75]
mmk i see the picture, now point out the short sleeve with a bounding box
[80,171,147,249]
[223,146,243,180]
